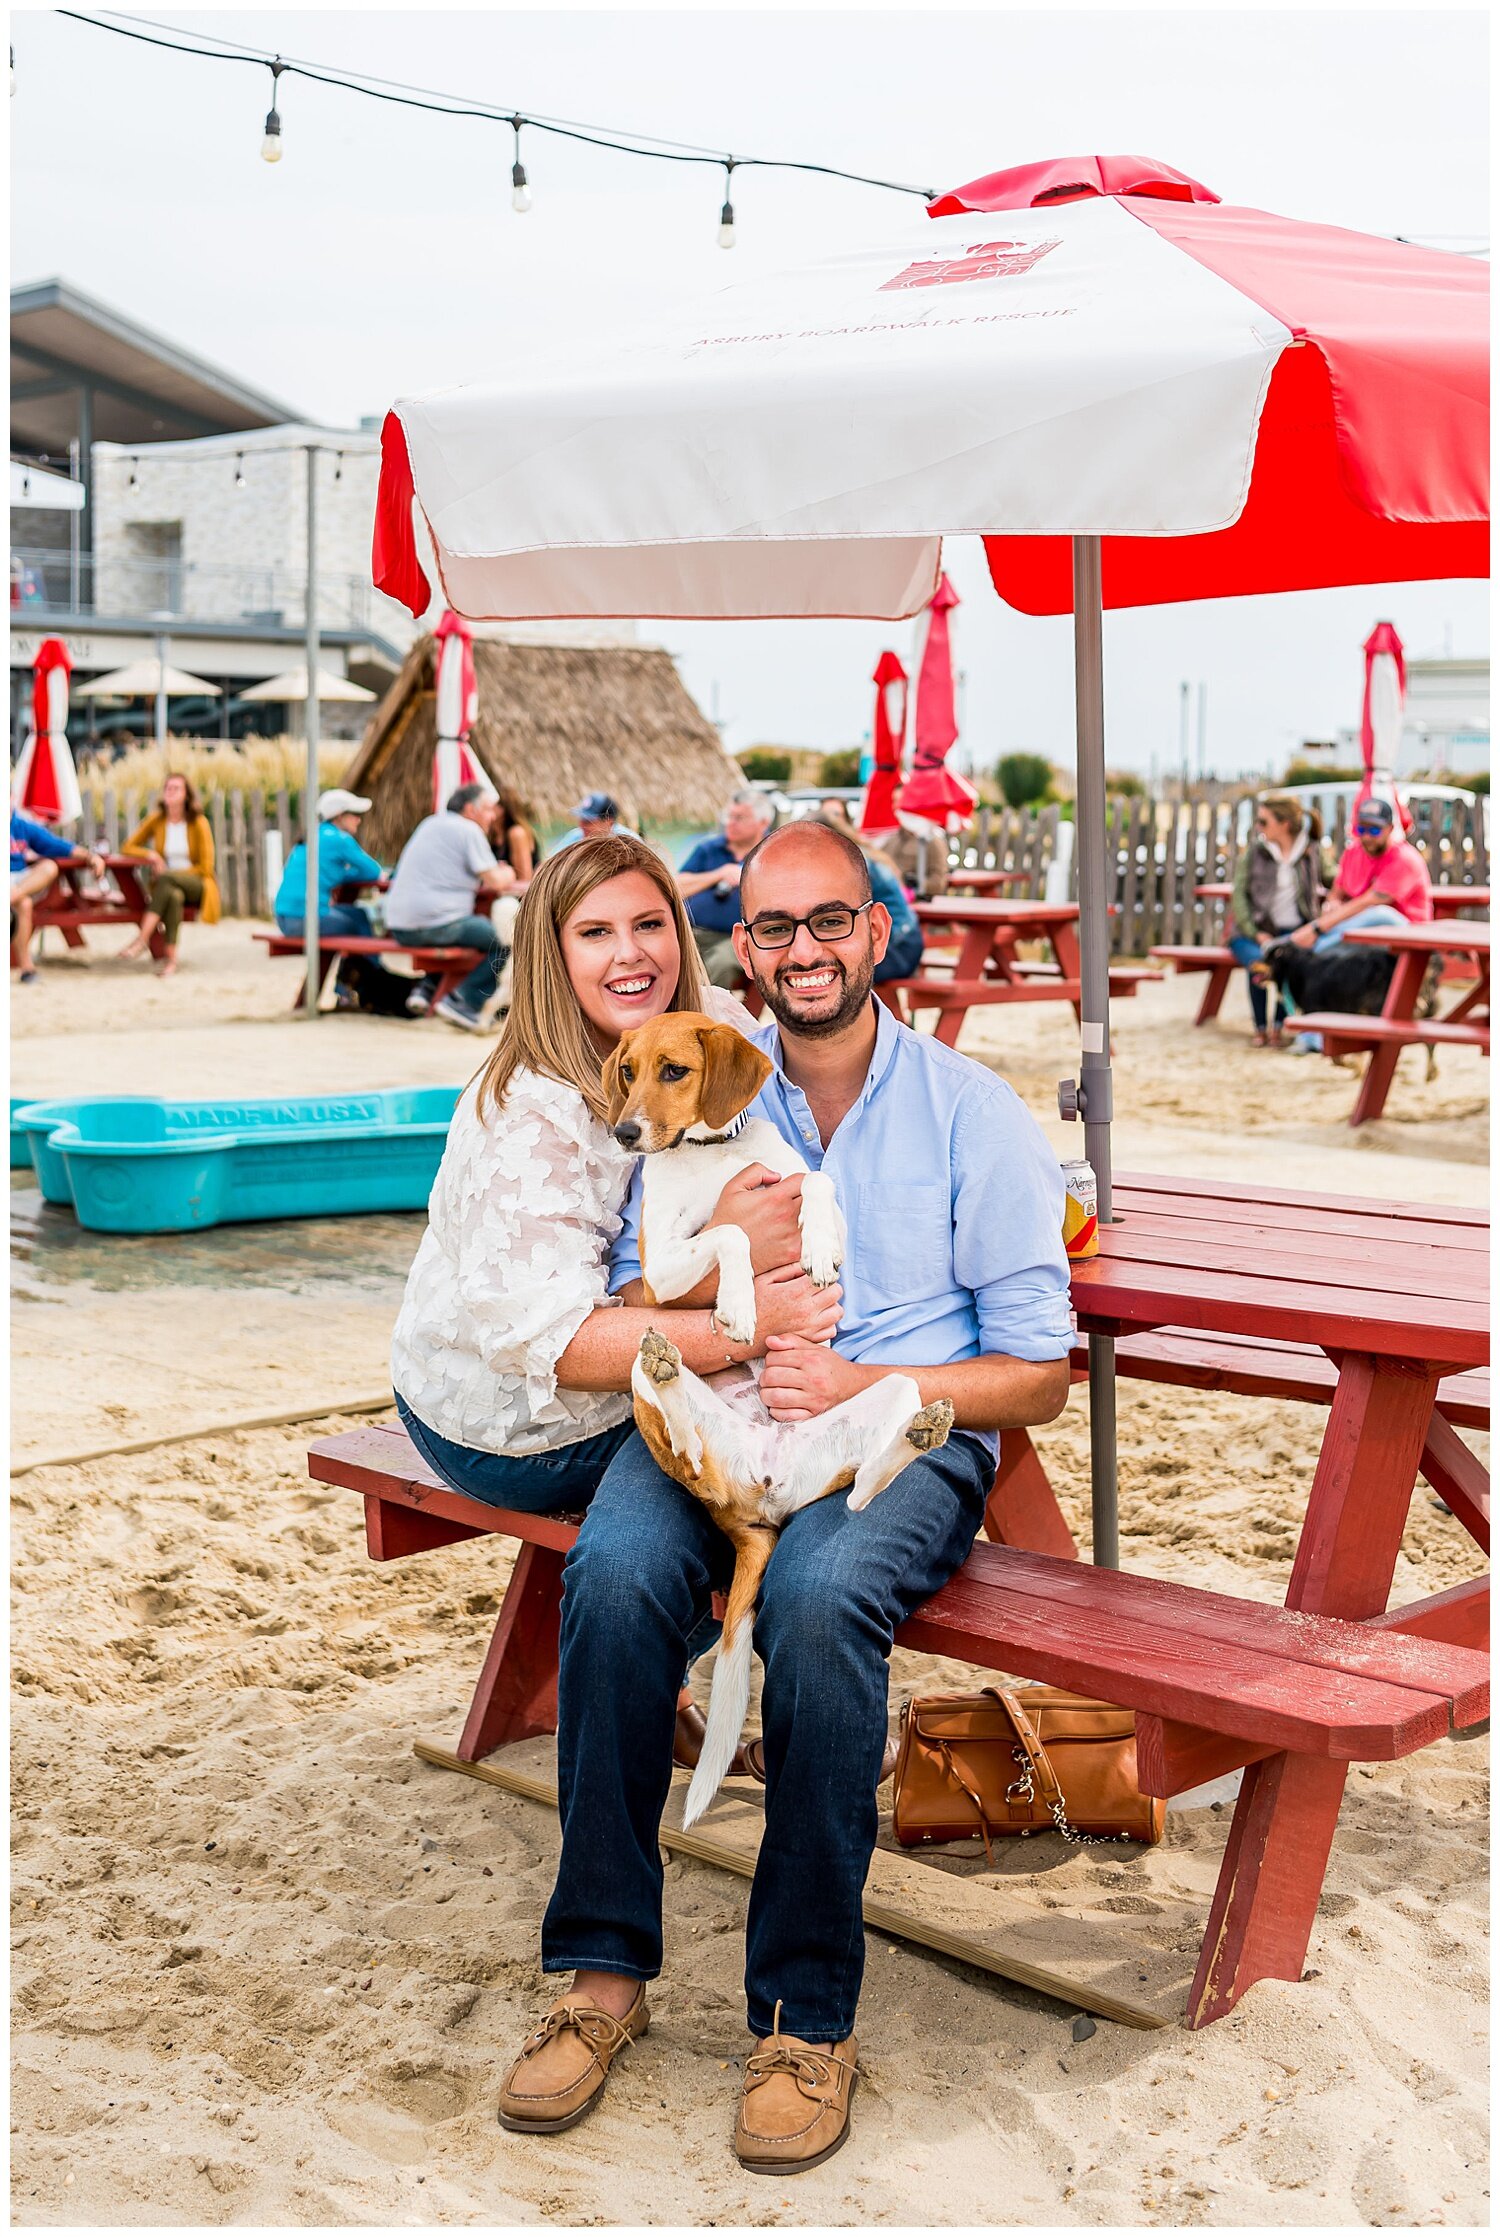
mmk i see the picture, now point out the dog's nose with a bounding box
[612,1121,641,1149]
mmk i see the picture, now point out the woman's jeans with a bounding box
[874,923,924,984]
[541,1424,993,2042]
[1227,933,1290,1032]
[275,904,375,941]
[394,1391,632,1513]
[149,869,204,945]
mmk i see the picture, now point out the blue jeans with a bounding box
[394,1391,633,1513]
[874,923,924,983]
[541,1424,993,2040]
[1313,904,1408,953]
[276,903,374,940]
[1227,932,1291,1033]
[394,915,505,1014]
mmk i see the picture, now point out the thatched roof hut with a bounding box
[342,634,742,860]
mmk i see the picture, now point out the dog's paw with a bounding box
[801,1241,843,1289]
[905,1399,955,1453]
[712,1292,757,1349]
[638,1329,682,1385]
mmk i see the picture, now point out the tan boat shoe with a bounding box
[733,2001,859,2174]
[497,1985,649,2134]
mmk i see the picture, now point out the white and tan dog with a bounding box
[603,1012,954,1824]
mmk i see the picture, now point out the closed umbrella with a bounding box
[899,575,977,830]
[372,151,1487,1563]
[1356,621,1410,828]
[12,637,81,825]
[432,609,484,812]
[858,651,908,837]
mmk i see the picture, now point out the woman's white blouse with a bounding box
[391,1067,637,1456]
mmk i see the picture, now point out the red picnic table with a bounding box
[30,852,187,961]
[944,867,1035,895]
[882,896,1158,1046]
[1053,1172,1489,2022]
[1295,920,1491,1125]
[1195,881,1490,919]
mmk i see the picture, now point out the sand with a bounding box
[9,920,1491,2225]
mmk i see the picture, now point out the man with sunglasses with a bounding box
[1283,794,1431,1052]
[513,818,1072,2172]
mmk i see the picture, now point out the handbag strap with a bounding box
[981,1688,1137,1848]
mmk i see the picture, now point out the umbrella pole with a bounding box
[1069,534,1119,1569]
[303,447,321,1019]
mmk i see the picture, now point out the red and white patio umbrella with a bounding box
[858,651,908,837]
[899,574,977,830]
[12,637,82,826]
[372,151,1487,1561]
[1356,620,1411,828]
[432,609,484,811]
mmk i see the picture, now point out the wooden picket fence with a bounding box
[78,787,308,920]
[945,788,1490,957]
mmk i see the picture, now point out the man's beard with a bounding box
[750,944,876,1039]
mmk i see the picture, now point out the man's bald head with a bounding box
[738,817,872,915]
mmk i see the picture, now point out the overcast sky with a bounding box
[11,4,1489,773]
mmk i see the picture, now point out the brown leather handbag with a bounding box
[891,1686,1165,1855]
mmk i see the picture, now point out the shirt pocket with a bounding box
[851,1181,951,1294]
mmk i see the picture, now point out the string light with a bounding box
[56,9,939,220]
[510,114,531,214]
[234,452,246,487]
[128,456,138,488]
[261,57,284,162]
[718,158,736,250]
[333,452,343,482]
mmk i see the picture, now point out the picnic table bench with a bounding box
[1293,920,1490,1125]
[254,931,487,1015]
[30,853,193,963]
[308,1411,1485,2029]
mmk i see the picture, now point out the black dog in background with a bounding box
[1259,937,1396,1018]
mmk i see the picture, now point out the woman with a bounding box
[391,832,839,1516]
[816,817,924,983]
[273,788,383,942]
[118,773,220,975]
[1228,793,1326,1045]
[493,784,539,889]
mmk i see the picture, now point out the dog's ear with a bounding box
[698,1023,773,1130]
[600,1032,635,1122]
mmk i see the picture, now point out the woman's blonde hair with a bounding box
[477,834,708,1123]
[1258,792,1323,845]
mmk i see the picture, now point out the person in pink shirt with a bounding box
[1285,795,1431,1053]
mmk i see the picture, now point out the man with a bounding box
[10,809,106,983]
[385,782,517,1031]
[553,791,637,849]
[1287,794,1432,1052]
[675,788,774,986]
[499,818,1073,2170]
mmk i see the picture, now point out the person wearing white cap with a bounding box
[273,788,384,943]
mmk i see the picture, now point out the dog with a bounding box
[1259,937,1396,1019]
[602,1012,955,1825]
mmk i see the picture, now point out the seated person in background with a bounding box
[1293,795,1432,948]
[10,808,106,983]
[118,773,221,977]
[674,788,774,987]
[493,786,540,888]
[818,795,854,828]
[274,788,383,941]
[1229,793,1327,1046]
[553,791,639,850]
[824,819,924,984]
[385,782,516,1033]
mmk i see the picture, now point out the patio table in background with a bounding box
[1305,920,1492,1125]
[32,853,185,960]
[944,867,1036,895]
[885,896,1155,1046]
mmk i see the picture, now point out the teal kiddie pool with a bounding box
[11,1096,38,1169]
[11,1088,461,1233]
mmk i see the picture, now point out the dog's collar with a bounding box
[686,1108,752,1147]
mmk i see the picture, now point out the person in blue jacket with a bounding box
[11,808,105,983]
[273,789,384,939]
[812,815,923,982]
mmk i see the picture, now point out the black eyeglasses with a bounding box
[744,900,874,951]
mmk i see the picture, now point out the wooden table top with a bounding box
[1071,1173,1488,1371]
[1432,886,1490,916]
[1343,921,1491,956]
[946,868,1034,891]
[914,897,1079,926]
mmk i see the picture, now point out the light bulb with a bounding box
[511,161,531,214]
[261,108,283,162]
[718,199,736,250]
[234,454,246,488]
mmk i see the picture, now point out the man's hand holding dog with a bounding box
[758,1333,870,1422]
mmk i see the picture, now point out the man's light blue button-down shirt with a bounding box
[609,1001,1074,1457]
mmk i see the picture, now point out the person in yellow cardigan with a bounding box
[119,773,221,976]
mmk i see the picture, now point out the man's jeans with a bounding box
[1313,903,1408,952]
[275,903,374,940]
[394,914,506,1013]
[541,1424,992,2042]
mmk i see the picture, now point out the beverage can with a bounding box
[1060,1158,1099,1259]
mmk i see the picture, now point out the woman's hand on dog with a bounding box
[709,1166,807,1275]
[751,1266,842,1354]
[758,1332,870,1422]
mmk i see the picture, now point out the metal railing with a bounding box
[10,546,377,632]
